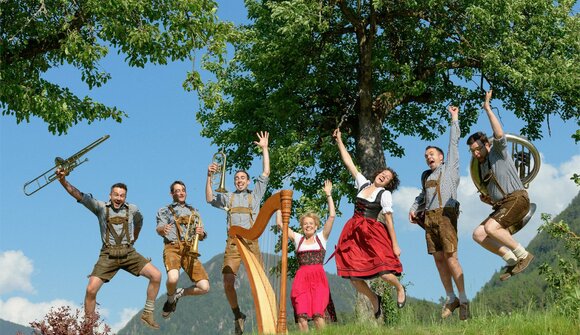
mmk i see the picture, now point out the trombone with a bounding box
[23,135,110,196]
[212,151,228,193]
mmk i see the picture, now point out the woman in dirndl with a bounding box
[277,180,337,331]
[332,128,406,319]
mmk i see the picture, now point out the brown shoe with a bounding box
[499,264,516,281]
[441,297,460,319]
[511,253,534,275]
[141,311,160,330]
[459,302,470,321]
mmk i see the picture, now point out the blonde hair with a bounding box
[299,212,321,229]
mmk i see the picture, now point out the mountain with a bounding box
[472,191,580,311]
[118,253,357,335]
[0,318,34,335]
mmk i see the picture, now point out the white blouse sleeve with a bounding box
[292,232,303,249]
[380,190,394,213]
[354,172,369,192]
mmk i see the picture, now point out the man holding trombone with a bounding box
[206,131,270,335]
[156,180,209,319]
[55,168,162,330]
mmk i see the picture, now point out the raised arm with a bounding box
[333,128,359,178]
[276,209,295,240]
[205,163,218,203]
[321,180,336,240]
[254,131,270,177]
[483,90,504,139]
[56,168,83,201]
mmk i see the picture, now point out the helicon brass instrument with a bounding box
[183,211,203,258]
[212,151,228,193]
[23,135,110,196]
[470,133,541,196]
[470,133,540,234]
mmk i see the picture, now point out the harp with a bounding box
[228,189,293,334]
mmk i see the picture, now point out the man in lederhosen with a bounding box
[56,169,161,330]
[205,131,270,335]
[156,180,209,319]
[467,90,534,282]
[409,105,469,320]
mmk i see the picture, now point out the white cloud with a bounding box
[0,250,34,295]
[109,308,139,333]
[0,297,79,326]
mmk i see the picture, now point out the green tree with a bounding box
[1,0,232,134]
[195,0,579,207]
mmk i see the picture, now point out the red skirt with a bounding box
[335,213,403,278]
[291,264,329,318]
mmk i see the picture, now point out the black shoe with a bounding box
[234,312,246,335]
[161,288,183,319]
[374,295,382,319]
[397,287,407,309]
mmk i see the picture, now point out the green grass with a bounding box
[284,307,579,335]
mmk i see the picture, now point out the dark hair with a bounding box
[234,170,250,179]
[370,167,400,192]
[466,131,489,146]
[110,183,127,192]
[170,180,186,193]
[425,145,444,158]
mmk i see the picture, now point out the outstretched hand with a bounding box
[332,128,342,142]
[254,131,269,150]
[448,105,459,120]
[483,90,493,112]
[323,179,332,196]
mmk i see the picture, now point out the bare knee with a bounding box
[472,226,487,243]
[166,270,179,285]
[197,280,210,294]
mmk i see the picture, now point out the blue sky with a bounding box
[1,1,579,332]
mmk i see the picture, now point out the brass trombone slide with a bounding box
[23,135,110,196]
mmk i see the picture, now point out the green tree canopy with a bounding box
[1,0,232,134]
[195,0,579,207]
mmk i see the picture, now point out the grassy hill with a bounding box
[472,191,580,312]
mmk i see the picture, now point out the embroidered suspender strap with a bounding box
[482,159,508,199]
[168,206,184,241]
[227,192,254,229]
[105,206,130,246]
[435,171,443,208]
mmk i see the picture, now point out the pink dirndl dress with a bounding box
[291,233,336,321]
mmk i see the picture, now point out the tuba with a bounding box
[470,134,541,195]
[212,151,228,193]
[183,211,203,258]
[470,133,540,233]
[23,135,110,196]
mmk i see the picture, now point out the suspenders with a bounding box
[227,192,254,229]
[105,206,130,247]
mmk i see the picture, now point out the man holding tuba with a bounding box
[156,180,209,319]
[467,90,534,282]
[206,131,270,335]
